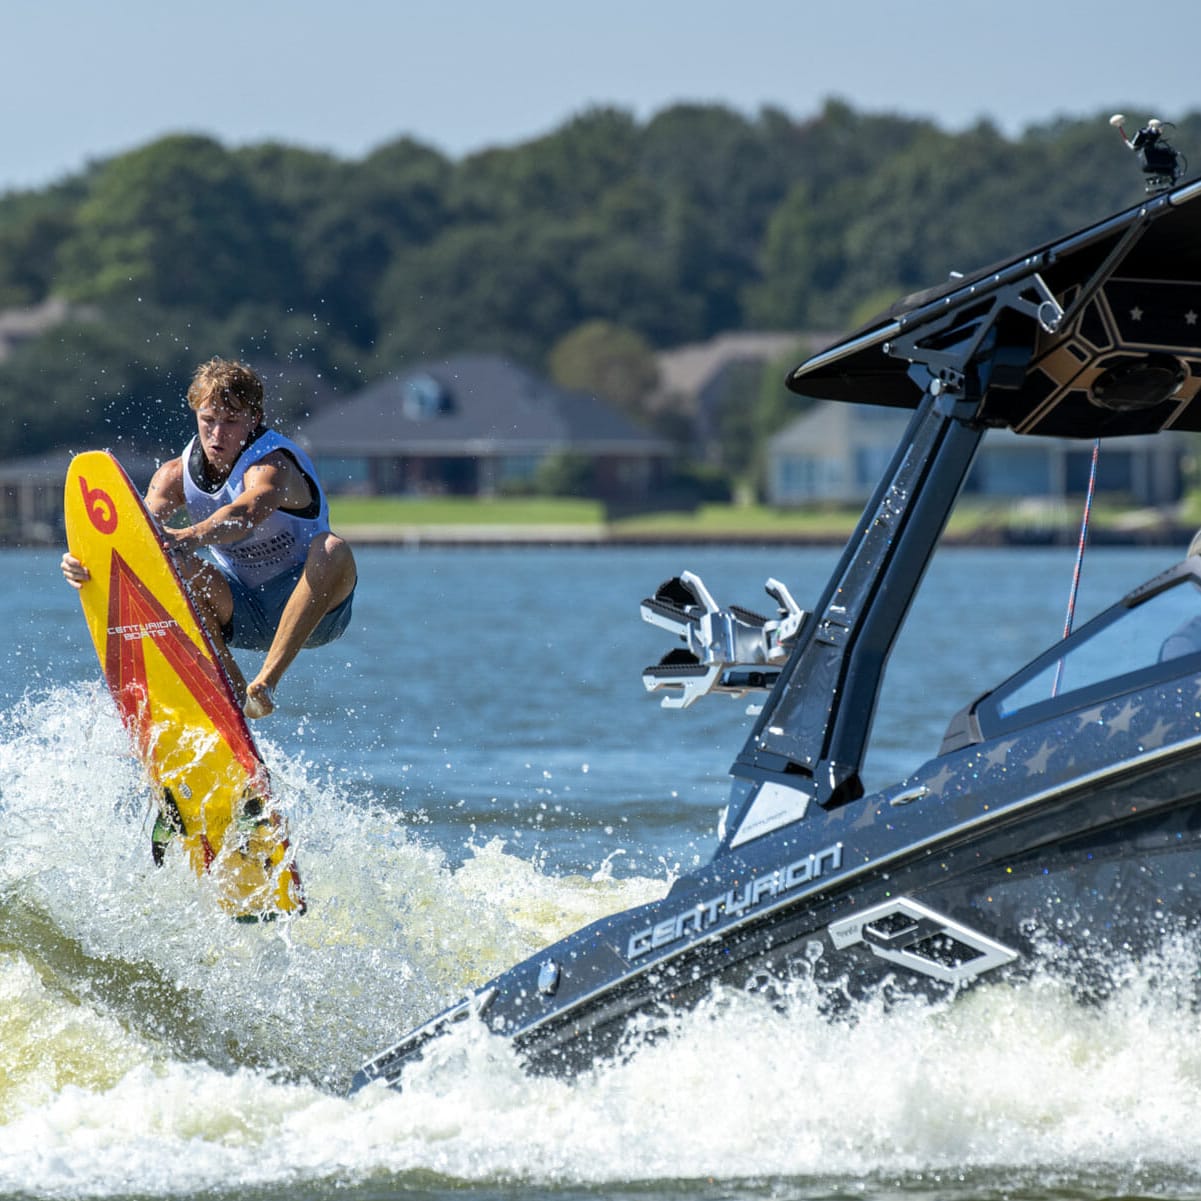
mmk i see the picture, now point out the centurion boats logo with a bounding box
[627,842,843,960]
[107,618,178,641]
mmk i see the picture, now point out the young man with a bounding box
[62,357,356,719]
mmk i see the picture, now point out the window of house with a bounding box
[498,455,540,483]
[402,374,451,420]
[313,457,368,493]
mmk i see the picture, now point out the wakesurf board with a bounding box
[64,450,305,919]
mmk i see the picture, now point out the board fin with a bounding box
[151,787,186,867]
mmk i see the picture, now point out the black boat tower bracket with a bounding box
[733,376,986,803]
[881,269,1065,405]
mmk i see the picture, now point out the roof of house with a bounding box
[768,401,910,456]
[654,331,818,409]
[297,353,672,457]
[0,298,96,363]
[0,446,162,487]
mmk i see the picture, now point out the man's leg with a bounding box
[174,556,247,703]
[245,534,356,718]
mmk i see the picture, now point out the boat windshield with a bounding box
[974,562,1201,736]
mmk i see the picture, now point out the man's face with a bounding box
[195,401,259,477]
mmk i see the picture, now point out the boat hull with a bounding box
[354,743,1201,1088]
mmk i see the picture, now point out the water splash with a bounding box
[0,689,662,1088]
[5,687,1201,1199]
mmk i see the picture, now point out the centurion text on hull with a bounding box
[354,173,1201,1090]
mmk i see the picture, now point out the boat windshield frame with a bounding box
[967,558,1201,740]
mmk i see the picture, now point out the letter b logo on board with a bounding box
[80,475,118,535]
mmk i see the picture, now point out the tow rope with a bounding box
[1053,437,1101,695]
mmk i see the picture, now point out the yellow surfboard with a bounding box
[64,450,305,919]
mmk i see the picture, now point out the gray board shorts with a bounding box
[217,559,355,651]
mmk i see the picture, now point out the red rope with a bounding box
[1052,438,1101,696]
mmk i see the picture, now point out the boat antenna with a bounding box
[1053,437,1101,695]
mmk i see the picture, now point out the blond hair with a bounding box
[186,357,264,417]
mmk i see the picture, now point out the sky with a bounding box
[3,0,1201,194]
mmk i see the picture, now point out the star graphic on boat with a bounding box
[923,764,957,797]
[853,802,879,830]
[1141,718,1173,750]
[1131,306,1144,321]
[984,739,1017,768]
[1187,310,1198,326]
[1076,706,1106,732]
[1024,740,1054,774]
[1107,699,1139,736]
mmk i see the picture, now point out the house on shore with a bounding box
[0,298,89,363]
[0,451,73,545]
[767,402,1190,508]
[297,353,672,501]
[653,330,816,460]
[0,448,160,546]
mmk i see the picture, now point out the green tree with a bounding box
[547,320,659,419]
[568,179,711,344]
[711,343,812,496]
[640,103,803,326]
[450,107,639,224]
[0,179,85,305]
[4,99,1200,470]
[0,313,196,458]
[201,300,360,406]
[748,107,1170,330]
[241,138,453,348]
[785,98,936,197]
[373,218,586,366]
[56,135,298,314]
[532,451,594,497]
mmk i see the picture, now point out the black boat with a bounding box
[352,175,1201,1091]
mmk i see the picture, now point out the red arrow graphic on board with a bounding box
[103,550,258,776]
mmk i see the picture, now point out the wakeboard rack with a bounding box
[640,571,806,710]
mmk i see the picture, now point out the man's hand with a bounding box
[61,552,90,590]
[158,526,201,556]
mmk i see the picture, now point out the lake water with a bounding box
[3,541,1199,1201]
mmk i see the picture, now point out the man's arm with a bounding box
[160,452,313,553]
[145,458,186,522]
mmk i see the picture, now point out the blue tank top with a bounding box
[180,428,331,588]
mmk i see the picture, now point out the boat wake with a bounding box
[4,688,1201,1197]
[0,687,662,1083]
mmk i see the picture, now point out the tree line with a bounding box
[1,98,1194,477]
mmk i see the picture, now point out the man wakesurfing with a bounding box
[62,356,357,719]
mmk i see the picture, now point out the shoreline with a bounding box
[8,523,1194,551]
[330,522,1198,549]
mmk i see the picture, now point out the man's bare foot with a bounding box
[243,681,275,720]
